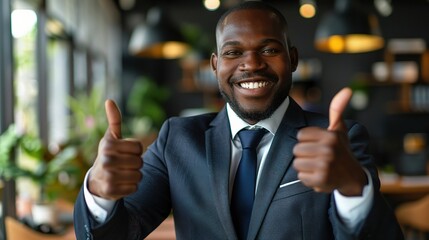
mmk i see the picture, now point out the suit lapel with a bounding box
[206,108,237,239]
[247,100,307,240]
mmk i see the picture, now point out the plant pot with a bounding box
[31,202,59,227]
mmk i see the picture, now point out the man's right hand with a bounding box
[88,99,144,200]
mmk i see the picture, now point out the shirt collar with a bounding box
[227,97,290,139]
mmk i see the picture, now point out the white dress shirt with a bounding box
[85,96,373,232]
[227,97,373,232]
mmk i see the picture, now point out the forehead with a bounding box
[217,9,286,44]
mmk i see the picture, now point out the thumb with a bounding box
[328,87,353,131]
[105,99,122,139]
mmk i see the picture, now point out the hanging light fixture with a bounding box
[299,0,317,19]
[128,7,190,59]
[314,0,384,54]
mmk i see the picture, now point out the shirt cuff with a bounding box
[333,168,374,232]
[83,168,116,223]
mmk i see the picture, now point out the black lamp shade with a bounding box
[129,8,190,59]
[315,0,384,53]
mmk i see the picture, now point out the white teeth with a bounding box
[240,82,268,89]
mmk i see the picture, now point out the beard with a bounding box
[220,85,289,123]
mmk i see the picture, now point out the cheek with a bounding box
[269,59,289,75]
[217,60,237,81]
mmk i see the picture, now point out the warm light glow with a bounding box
[162,42,190,59]
[404,133,426,154]
[300,3,316,18]
[344,34,384,53]
[314,0,385,54]
[46,19,65,36]
[135,42,190,59]
[11,9,37,38]
[315,34,384,53]
[204,0,221,11]
[328,35,345,53]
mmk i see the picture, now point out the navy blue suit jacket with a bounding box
[74,99,403,239]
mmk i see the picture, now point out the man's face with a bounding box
[211,9,298,124]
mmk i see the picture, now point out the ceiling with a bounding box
[112,0,429,12]
[111,0,429,30]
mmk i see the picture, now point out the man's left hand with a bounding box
[293,88,367,196]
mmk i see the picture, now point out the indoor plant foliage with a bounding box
[68,87,108,166]
[126,76,170,138]
[0,124,79,204]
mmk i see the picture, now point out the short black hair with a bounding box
[216,0,291,46]
[216,1,291,44]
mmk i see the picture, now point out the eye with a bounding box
[222,50,242,58]
[261,48,280,56]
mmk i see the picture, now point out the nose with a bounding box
[239,51,267,71]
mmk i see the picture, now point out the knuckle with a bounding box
[292,145,300,155]
[134,141,144,154]
[134,157,144,169]
[100,152,120,167]
[136,171,143,181]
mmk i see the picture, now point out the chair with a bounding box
[395,194,429,240]
[5,216,76,240]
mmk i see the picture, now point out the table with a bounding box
[380,174,429,194]
[379,173,429,207]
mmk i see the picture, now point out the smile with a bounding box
[239,81,270,89]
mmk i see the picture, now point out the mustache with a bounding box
[230,71,277,82]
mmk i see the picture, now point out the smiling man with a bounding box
[212,4,297,126]
[74,1,404,239]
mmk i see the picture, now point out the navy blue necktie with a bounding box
[231,128,266,240]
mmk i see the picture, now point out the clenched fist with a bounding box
[88,99,144,200]
[293,88,367,196]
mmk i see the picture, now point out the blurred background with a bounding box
[1,0,429,239]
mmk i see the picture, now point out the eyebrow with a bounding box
[220,40,240,50]
[261,38,284,46]
[220,38,285,51]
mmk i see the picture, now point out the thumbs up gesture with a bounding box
[293,88,367,196]
[88,99,144,200]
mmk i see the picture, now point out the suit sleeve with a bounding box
[73,119,173,240]
[74,189,131,239]
[328,122,404,239]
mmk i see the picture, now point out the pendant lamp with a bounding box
[314,0,384,53]
[129,7,190,59]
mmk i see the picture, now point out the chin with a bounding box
[237,106,274,123]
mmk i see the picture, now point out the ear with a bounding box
[289,46,299,72]
[210,53,218,74]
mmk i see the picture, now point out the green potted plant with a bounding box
[0,124,79,226]
[125,76,169,146]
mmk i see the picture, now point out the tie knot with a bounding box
[238,128,267,149]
